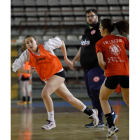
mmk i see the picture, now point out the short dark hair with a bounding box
[86,9,98,16]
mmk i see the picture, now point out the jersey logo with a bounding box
[109,44,121,56]
[36,57,46,62]
[81,40,90,46]
[91,30,96,35]
[93,76,100,82]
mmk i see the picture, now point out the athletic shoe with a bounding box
[42,120,56,130]
[106,125,119,138]
[28,101,32,104]
[17,100,23,105]
[23,101,27,105]
[89,109,99,127]
[106,112,118,126]
[17,100,27,105]
[85,120,105,128]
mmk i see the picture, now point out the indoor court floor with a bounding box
[11,99,129,140]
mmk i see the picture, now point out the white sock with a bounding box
[47,111,54,122]
[81,105,87,112]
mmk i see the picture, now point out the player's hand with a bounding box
[29,67,36,74]
[65,58,74,70]
[70,60,76,70]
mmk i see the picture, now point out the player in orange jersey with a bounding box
[17,61,32,105]
[12,35,99,130]
[95,19,129,138]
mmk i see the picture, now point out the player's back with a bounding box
[96,35,129,77]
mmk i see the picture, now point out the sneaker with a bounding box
[106,112,118,126]
[85,120,105,128]
[106,125,119,138]
[42,120,56,130]
[17,100,27,105]
[28,101,32,104]
[89,109,99,127]
[23,101,27,105]
[17,100,23,105]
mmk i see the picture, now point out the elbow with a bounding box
[12,64,16,73]
[61,40,64,47]
[98,61,105,69]
[16,69,19,73]
[98,61,103,67]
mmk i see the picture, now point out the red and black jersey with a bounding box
[96,35,129,77]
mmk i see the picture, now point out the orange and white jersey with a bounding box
[12,37,63,73]
[18,62,31,79]
[28,44,63,81]
[22,61,31,78]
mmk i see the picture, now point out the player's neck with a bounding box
[103,33,111,37]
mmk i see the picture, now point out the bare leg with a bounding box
[41,75,65,112]
[55,83,99,126]
[55,83,85,110]
[121,88,129,106]
[99,84,119,134]
[99,84,115,114]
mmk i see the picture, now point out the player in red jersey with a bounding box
[95,19,129,138]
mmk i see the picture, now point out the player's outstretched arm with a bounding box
[70,47,81,69]
[73,47,81,62]
[60,40,74,69]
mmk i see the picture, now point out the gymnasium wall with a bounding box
[11,0,129,100]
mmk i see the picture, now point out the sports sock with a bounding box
[81,105,86,112]
[47,111,54,122]
[22,96,26,102]
[27,96,30,102]
[83,107,93,116]
[105,113,115,128]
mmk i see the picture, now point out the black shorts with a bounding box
[54,70,66,79]
[104,75,129,89]
[21,76,29,81]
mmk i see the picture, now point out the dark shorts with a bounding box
[54,70,66,79]
[21,76,29,81]
[104,75,129,89]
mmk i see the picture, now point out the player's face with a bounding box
[99,23,106,37]
[86,11,98,26]
[25,37,38,52]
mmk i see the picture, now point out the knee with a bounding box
[41,90,50,99]
[65,96,74,104]
[99,92,108,101]
[99,94,103,101]
[123,96,129,106]
[125,100,129,106]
